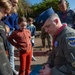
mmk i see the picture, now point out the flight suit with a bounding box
[47,26,75,75]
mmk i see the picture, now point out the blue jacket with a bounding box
[26,24,36,36]
[2,13,19,30]
[57,9,75,29]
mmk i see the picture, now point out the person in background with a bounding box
[8,17,32,75]
[35,7,75,75]
[0,0,13,75]
[2,0,19,74]
[57,0,75,29]
[41,27,52,50]
[27,17,36,61]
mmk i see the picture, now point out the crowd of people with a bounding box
[0,0,36,75]
[0,0,75,75]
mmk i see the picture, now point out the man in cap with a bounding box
[35,7,75,75]
[57,0,75,29]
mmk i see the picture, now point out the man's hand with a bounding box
[39,64,51,75]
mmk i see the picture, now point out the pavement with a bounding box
[14,36,49,71]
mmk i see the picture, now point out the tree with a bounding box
[29,0,69,18]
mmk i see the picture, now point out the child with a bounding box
[27,17,36,61]
[8,17,32,75]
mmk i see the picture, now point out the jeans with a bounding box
[7,30,15,70]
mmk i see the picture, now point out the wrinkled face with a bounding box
[58,1,67,12]
[19,22,27,30]
[11,0,18,7]
[43,18,57,36]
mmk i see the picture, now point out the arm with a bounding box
[40,33,75,75]
[14,14,19,30]
[7,31,20,49]
[32,25,36,37]
[51,35,75,75]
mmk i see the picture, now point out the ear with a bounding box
[54,19,58,25]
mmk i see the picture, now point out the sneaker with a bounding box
[14,57,18,60]
[32,56,37,61]
[41,47,46,50]
[13,70,19,75]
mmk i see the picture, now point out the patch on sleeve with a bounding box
[66,37,75,47]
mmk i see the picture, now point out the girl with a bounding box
[8,17,32,75]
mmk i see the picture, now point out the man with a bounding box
[57,0,75,29]
[41,27,52,50]
[35,7,75,75]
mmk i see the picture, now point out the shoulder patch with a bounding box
[67,37,75,47]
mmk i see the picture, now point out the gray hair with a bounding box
[49,13,60,21]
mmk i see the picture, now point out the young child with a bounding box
[8,17,32,75]
[27,17,36,61]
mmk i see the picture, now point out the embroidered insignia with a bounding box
[54,41,58,47]
[67,13,70,16]
[68,38,75,47]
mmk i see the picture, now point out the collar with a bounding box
[53,24,67,47]
[54,23,67,38]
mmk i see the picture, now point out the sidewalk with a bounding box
[15,56,48,71]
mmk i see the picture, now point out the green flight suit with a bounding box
[47,26,75,75]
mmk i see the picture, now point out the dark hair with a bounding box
[58,0,67,4]
[18,17,27,24]
[28,17,33,22]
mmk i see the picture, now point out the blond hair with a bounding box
[0,0,12,10]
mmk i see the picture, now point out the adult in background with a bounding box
[35,7,75,75]
[27,17,36,61]
[41,27,52,50]
[57,0,75,29]
[0,0,13,75]
[2,0,19,74]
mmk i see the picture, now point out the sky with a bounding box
[29,0,75,9]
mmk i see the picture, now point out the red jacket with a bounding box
[8,29,32,52]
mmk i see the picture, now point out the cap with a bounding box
[35,7,55,26]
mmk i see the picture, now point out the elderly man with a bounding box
[35,7,75,75]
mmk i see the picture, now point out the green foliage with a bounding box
[18,0,32,17]
[30,0,59,18]
[29,0,70,18]
[17,0,70,19]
